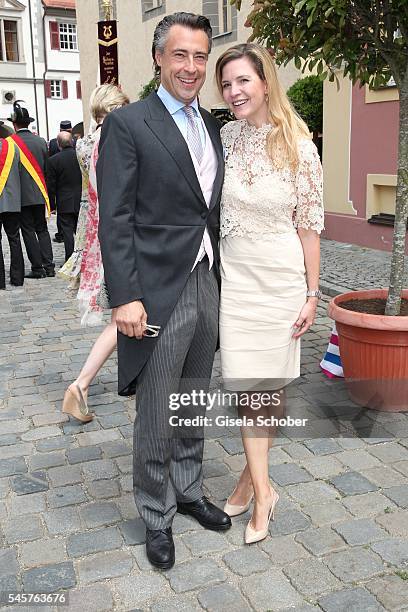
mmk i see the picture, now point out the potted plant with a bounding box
[232,0,408,410]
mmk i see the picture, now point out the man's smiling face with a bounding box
[155,24,209,105]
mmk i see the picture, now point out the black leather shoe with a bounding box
[146,527,175,570]
[45,269,56,277]
[53,235,64,243]
[177,496,232,531]
[25,270,46,279]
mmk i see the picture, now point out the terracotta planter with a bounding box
[328,289,408,412]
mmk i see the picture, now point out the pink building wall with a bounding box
[323,84,400,251]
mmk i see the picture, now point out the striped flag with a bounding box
[320,324,344,378]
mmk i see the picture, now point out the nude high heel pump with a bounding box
[62,385,93,422]
[244,488,279,544]
[224,487,254,517]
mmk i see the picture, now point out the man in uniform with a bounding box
[8,101,55,278]
[0,130,24,289]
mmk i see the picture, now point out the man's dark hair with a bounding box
[14,119,30,129]
[152,12,212,77]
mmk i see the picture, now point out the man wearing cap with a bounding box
[49,120,73,243]
[49,120,72,157]
[8,101,55,279]
[0,130,24,289]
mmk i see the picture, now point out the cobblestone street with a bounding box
[0,229,408,611]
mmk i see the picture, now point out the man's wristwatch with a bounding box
[306,289,322,299]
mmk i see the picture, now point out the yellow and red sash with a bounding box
[0,138,16,198]
[7,134,50,216]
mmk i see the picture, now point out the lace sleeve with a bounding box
[220,120,242,160]
[294,139,324,233]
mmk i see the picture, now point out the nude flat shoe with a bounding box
[244,488,279,544]
[224,488,254,517]
[62,385,93,422]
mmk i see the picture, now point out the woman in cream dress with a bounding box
[215,44,324,544]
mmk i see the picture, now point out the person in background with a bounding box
[48,120,72,157]
[46,131,82,262]
[61,84,129,423]
[8,101,55,279]
[0,132,24,289]
[49,120,73,243]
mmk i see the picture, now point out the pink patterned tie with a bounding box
[183,105,204,164]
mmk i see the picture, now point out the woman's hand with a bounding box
[292,298,318,338]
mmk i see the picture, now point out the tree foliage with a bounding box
[287,75,323,133]
[232,0,408,316]
[232,0,407,89]
[138,77,158,100]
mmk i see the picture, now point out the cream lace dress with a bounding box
[219,120,324,390]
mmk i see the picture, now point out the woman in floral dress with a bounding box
[58,128,98,288]
[61,84,129,422]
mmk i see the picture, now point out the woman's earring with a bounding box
[265,92,269,102]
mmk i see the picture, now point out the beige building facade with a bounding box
[75,0,302,131]
[322,70,399,251]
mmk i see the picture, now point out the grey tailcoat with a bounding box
[14,129,48,208]
[97,91,224,396]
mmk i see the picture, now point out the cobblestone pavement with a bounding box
[0,231,407,611]
[320,239,408,296]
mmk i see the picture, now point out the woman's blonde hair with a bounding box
[215,43,310,169]
[89,83,129,124]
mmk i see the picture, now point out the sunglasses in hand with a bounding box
[143,323,161,338]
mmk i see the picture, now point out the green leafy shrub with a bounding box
[138,77,158,100]
[287,75,323,134]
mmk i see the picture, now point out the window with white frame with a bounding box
[50,80,62,99]
[219,0,232,34]
[59,22,78,51]
[143,0,162,11]
[0,19,19,62]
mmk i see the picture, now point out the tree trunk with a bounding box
[385,60,408,316]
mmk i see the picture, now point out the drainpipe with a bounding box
[27,0,40,133]
[41,3,50,140]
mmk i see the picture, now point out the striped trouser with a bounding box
[133,259,219,529]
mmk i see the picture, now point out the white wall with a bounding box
[0,0,32,124]
[46,75,83,138]
[44,14,80,71]
[0,1,83,139]
[43,13,81,138]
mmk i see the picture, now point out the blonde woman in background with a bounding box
[215,44,324,543]
[61,84,129,422]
